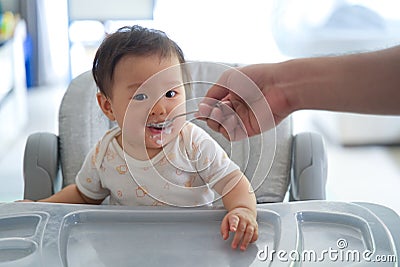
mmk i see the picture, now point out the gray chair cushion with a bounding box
[58,62,291,202]
[186,62,291,202]
[59,71,115,186]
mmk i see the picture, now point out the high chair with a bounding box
[16,63,400,267]
[23,62,327,203]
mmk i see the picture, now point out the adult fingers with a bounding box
[203,69,232,101]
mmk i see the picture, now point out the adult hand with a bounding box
[197,64,290,141]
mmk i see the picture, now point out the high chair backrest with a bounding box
[59,62,292,203]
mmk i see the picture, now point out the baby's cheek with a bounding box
[124,109,147,131]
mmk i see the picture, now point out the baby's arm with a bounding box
[37,184,103,205]
[214,170,258,251]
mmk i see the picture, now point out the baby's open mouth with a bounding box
[146,122,174,144]
[146,122,173,135]
[146,122,167,130]
[146,110,197,131]
[152,126,163,131]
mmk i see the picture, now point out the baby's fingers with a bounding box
[220,215,230,240]
[228,214,240,232]
[231,221,246,249]
[239,225,257,251]
[221,214,240,241]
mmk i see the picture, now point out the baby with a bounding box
[33,25,258,251]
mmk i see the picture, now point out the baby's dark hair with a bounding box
[92,25,186,98]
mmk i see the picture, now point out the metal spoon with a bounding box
[147,110,198,129]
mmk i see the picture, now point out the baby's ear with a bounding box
[96,93,115,121]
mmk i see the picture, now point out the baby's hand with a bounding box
[220,207,258,251]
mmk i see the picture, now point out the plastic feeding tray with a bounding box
[0,201,398,266]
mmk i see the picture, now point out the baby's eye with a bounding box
[132,93,148,101]
[165,90,177,98]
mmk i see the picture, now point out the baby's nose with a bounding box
[150,101,167,116]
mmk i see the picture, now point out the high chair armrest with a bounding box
[290,132,327,201]
[23,132,61,200]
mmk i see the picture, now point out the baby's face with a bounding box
[110,54,186,158]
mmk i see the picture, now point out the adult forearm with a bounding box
[280,45,400,115]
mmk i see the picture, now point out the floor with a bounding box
[1,85,400,217]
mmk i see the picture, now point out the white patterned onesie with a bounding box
[75,122,240,207]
